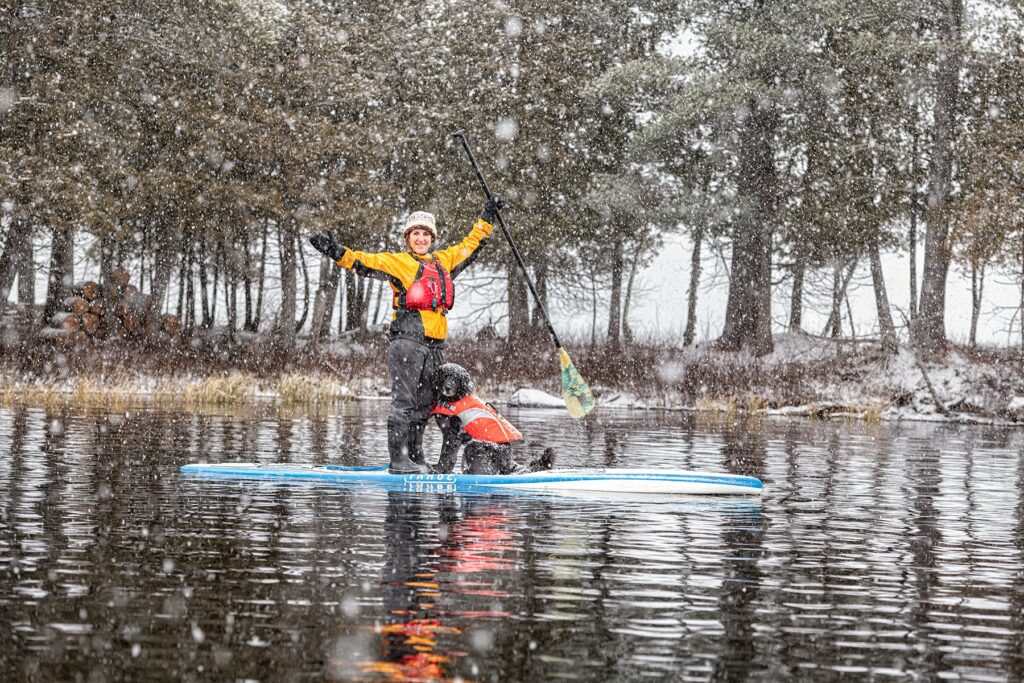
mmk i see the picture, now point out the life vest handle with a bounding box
[432,254,449,314]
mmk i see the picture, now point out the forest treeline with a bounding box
[1,0,1023,355]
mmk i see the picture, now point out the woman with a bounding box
[309,197,502,473]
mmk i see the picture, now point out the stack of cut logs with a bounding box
[41,267,183,347]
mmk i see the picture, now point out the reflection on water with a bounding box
[1,403,1023,681]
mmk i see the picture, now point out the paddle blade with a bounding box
[558,347,595,418]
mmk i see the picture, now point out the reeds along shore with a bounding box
[0,373,356,411]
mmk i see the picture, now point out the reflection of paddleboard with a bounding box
[180,463,763,496]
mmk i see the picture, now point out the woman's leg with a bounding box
[406,347,445,464]
[386,339,433,473]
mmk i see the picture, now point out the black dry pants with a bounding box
[386,338,444,459]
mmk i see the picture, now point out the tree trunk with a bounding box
[0,217,33,305]
[43,226,74,321]
[826,265,842,339]
[914,0,963,352]
[788,255,805,332]
[176,248,187,319]
[98,231,115,293]
[717,96,776,356]
[792,84,822,336]
[250,220,269,333]
[622,249,640,347]
[909,196,918,320]
[209,253,219,326]
[309,257,340,343]
[139,225,147,291]
[823,259,858,338]
[606,235,623,350]
[242,237,253,331]
[506,261,530,350]
[909,130,920,320]
[278,224,297,344]
[184,246,196,330]
[16,234,32,305]
[338,269,348,334]
[845,290,857,339]
[346,269,366,331]
[1020,233,1024,351]
[229,272,238,338]
[221,241,236,338]
[343,268,356,332]
[198,239,211,328]
[869,239,898,353]
[969,260,983,347]
[371,279,387,327]
[589,266,598,356]
[683,226,704,346]
[143,231,176,341]
[360,276,374,329]
[530,256,548,333]
[295,235,309,334]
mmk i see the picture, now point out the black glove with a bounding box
[309,232,346,261]
[480,194,504,225]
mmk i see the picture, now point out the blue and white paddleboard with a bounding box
[180,463,763,496]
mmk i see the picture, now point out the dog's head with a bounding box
[433,363,474,402]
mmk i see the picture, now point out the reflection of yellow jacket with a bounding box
[337,219,494,346]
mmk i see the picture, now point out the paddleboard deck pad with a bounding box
[180,463,763,496]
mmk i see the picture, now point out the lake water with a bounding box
[2,402,1023,681]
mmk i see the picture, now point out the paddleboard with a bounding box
[180,463,763,496]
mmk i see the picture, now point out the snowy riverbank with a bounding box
[2,331,1024,425]
[478,332,1024,425]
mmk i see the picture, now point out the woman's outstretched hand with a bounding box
[480,194,504,225]
[309,232,347,261]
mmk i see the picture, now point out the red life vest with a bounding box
[396,255,454,313]
[432,395,523,444]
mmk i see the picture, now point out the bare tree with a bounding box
[914,0,964,351]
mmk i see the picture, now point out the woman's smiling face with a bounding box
[406,228,433,255]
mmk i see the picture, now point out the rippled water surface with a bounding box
[2,402,1024,681]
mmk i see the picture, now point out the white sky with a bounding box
[447,232,1024,348]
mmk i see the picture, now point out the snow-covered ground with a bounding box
[505,332,1024,425]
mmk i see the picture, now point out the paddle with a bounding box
[453,129,595,419]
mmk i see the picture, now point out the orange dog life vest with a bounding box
[431,396,523,444]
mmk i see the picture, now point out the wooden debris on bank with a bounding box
[38,267,182,348]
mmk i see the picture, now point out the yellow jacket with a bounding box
[337,219,494,346]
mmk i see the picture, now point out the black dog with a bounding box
[431,363,554,475]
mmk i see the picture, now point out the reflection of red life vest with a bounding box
[396,255,454,313]
[442,508,516,575]
[432,396,523,444]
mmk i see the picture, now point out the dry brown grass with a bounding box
[181,373,253,406]
[1,379,63,408]
[277,373,351,406]
[0,370,358,411]
[860,400,890,424]
[745,395,769,412]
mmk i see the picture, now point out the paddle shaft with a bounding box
[453,130,562,350]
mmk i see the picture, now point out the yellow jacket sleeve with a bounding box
[432,219,494,275]
[336,249,416,286]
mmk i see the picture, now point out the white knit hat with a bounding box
[402,211,437,239]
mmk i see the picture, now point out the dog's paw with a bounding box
[530,447,556,472]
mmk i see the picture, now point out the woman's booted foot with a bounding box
[388,427,434,474]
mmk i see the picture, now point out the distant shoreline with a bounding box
[2,331,1023,426]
